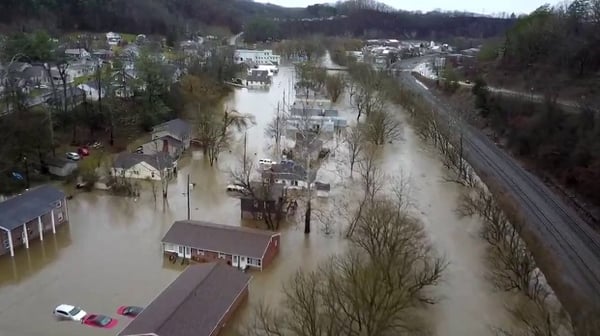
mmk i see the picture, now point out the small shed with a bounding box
[44,157,78,177]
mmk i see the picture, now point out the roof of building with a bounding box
[264,163,317,183]
[113,152,173,171]
[241,181,285,201]
[21,65,45,80]
[0,185,65,231]
[247,70,271,83]
[44,156,77,168]
[64,48,88,55]
[144,135,183,148]
[161,220,279,259]
[118,263,250,336]
[153,118,191,137]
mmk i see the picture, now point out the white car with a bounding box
[258,158,273,169]
[226,184,247,194]
[53,304,87,322]
[66,152,81,161]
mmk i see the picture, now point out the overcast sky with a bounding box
[254,0,551,15]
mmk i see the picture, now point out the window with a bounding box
[274,239,278,247]
[2,240,9,249]
[55,201,62,208]
[218,253,226,259]
[258,259,262,267]
[198,250,205,256]
[57,212,64,222]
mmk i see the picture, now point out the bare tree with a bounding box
[325,73,345,103]
[229,154,290,231]
[344,147,387,237]
[364,108,403,145]
[492,298,572,336]
[457,186,547,301]
[245,186,446,336]
[344,123,365,177]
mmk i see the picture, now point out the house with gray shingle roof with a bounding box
[161,220,280,270]
[111,152,175,181]
[152,118,192,149]
[118,263,251,336]
[0,185,68,257]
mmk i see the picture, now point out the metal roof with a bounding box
[0,185,65,231]
[118,263,251,336]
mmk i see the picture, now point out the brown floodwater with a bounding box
[0,64,511,336]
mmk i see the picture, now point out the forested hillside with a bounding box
[1,0,515,42]
[275,10,516,40]
[481,1,600,97]
[0,0,306,35]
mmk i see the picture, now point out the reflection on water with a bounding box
[0,64,512,336]
[0,224,72,287]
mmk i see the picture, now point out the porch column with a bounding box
[22,223,29,249]
[50,209,56,234]
[38,216,43,241]
[7,230,14,257]
[63,197,69,221]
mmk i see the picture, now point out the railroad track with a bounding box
[463,129,600,296]
[398,73,600,299]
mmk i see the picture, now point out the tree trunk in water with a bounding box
[304,200,311,234]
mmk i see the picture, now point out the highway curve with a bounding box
[395,66,600,309]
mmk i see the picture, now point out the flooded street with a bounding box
[0,64,510,336]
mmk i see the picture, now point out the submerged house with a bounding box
[246,70,271,87]
[0,185,68,257]
[161,220,280,270]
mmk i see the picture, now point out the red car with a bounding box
[77,146,90,156]
[82,314,118,329]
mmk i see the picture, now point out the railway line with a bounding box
[396,69,600,303]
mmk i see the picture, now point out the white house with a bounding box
[262,162,316,190]
[234,49,281,65]
[64,48,91,59]
[77,81,105,101]
[106,32,122,46]
[111,152,175,181]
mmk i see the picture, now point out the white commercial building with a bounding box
[234,49,281,65]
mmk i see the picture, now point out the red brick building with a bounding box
[118,263,251,336]
[161,220,280,271]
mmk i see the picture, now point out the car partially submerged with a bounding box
[82,314,118,329]
[53,304,87,322]
[117,305,143,318]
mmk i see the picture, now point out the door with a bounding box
[240,256,247,269]
[178,245,184,258]
[184,247,191,259]
[233,255,239,267]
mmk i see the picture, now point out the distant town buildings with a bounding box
[234,49,281,65]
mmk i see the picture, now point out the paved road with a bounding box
[229,32,243,46]
[402,56,592,113]
[395,59,600,308]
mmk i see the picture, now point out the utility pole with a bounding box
[275,101,280,159]
[23,156,30,189]
[243,131,247,172]
[187,174,191,220]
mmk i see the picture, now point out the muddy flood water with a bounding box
[0,65,512,336]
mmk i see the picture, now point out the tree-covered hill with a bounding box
[0,0,307,35]
[0,0,515,42]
